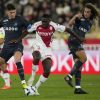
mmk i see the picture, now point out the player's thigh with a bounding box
[76,50,87,63]
[0,48,13,63]
[32,51,41,60]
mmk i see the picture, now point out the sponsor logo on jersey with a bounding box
[4,27,18,31]
[37,31,53,36]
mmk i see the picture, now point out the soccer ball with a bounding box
[24,86,35,96]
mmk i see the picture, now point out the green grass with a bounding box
[0,74,100,100]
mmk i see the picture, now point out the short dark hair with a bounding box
[42,14,52,19]
[6,3,16,10]
[84,3,99,19]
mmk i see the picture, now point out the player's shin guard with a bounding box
[70,60,83,76]
[16,62,25,80]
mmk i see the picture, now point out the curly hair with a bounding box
[84,3,99,20]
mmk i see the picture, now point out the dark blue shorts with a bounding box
[68,41,84,59]
[0,43,23,62]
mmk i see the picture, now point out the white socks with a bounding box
[0,71,10,87]
[75,86,81,89]
[27,65,38,86]
[35,75,48,90]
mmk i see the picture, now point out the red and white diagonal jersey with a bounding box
[28,21,65,47]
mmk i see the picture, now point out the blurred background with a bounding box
[0,0,100,39]
[0,0,100,74]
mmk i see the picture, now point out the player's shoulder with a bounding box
[33,21,42,26]
[1,17,8,23]
[15,15,24,20]
[50,21,58,26]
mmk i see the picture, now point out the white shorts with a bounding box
[32,41,52,61]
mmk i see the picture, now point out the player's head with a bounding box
[41,14,51,28]
[6,4,16,19]
[83,3,99,20]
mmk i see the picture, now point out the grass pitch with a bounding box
[0,74,100,100]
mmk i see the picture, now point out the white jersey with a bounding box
[0,27,5,50]
[28,21,66,47]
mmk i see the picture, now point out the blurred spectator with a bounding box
[0,0,99,30]
[0,0,4,19]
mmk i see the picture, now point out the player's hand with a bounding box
[75,13,82,19]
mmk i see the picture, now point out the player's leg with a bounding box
[74,50,88,94]
[14,50,27,89]
[65,49,88,94]
[64,43,79,87]
[27,51,41,86]
[65,50,86,81]
[0,63,11,89]
[0,46,13,89]
[68,51,86,78]
[14,43,29,89]
[34,57,52,95]
[64,43,87,89]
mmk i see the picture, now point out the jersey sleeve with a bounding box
[50,21,66,32]
[0,27,5,39]
[27,21,41,33]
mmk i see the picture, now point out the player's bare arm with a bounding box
[68,13,82,27]
[65,27,84,42]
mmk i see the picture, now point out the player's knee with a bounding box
[44,58,52,66]
[14,51,22,63]
[32,51,41,65]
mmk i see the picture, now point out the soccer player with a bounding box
[0,26,11,89]
[0,4,30,90]
[64,3,99,94]
[27,14,83,95]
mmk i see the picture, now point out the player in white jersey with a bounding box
[0,26,11,89]
[27,14,83,95]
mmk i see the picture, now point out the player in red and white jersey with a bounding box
[27,14,82,95]
[0,26,11,89]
